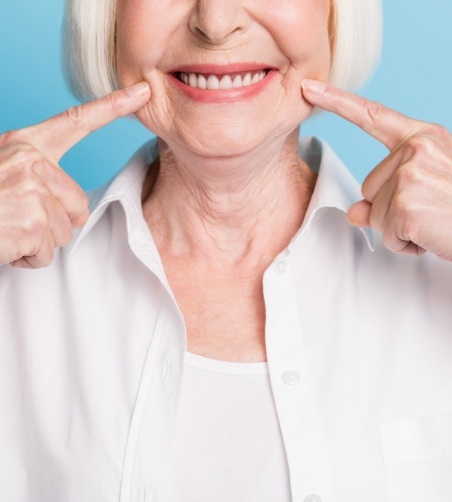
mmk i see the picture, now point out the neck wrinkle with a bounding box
[142,132,317,266]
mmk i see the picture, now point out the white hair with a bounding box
[63,0,382,101]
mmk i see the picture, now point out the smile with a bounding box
[176,70,269,90]
[168,64,277,103]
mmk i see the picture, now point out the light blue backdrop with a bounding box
[1,1,451,190]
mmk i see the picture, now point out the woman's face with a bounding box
[116,0,331,158]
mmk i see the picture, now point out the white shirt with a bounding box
[165,352,291,501]
[2,137,452,502]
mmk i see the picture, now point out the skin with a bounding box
[116,0,331,361]
[116,0,331,159]
[0,83,151,267]
[302,80,452,261]
[1,1,452,358]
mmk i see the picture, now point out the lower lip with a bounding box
[167,71,277,104]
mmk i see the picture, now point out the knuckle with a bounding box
[400,217,420,245]
[13,147,45,170]
[102,93,122,118]
[393,163,422,189]
[0,146,46,183]
[1,129,42,152]
[426,123,450,139]
[104,92,118,109]
[382,232,398,253]
[363,100,382,125]
[41,254,54,268]
[30,247,55,269]
[0,130,20,147]
[20,179,49,201]
[64,105,86,129]
[23,211,49,235]
[51,223,72,248]
[20,210,49,237]
[392,191,418,223]
[405,135,433,160]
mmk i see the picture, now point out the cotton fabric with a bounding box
[2,137,452,502]
[164,351,291,501]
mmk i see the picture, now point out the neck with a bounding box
[142,130,316,268]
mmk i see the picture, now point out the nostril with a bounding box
[188,7,250,45]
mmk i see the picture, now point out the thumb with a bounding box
[347,200,372,228]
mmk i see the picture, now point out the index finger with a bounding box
[22,81,151,162]
[301,79,423,150]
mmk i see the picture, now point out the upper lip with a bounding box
[168,63,277,76]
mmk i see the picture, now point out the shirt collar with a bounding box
[71,136,374,253]
[69,140,158,254]
[297,136,375,251]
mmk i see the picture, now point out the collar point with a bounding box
[359,227,376,252]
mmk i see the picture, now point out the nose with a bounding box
[189,0,251,45]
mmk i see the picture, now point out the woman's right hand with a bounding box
[0,81,150,269]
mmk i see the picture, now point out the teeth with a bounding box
[207,75,220,90]
[179,70,267,90]
[189,73,198,88]
[243,73,252,86]
[198,74,207,89]
[232,75,243,88]
[219,75,233,90]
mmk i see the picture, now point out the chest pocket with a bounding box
[379,416,452,502]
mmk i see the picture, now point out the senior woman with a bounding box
[2,0,452,501]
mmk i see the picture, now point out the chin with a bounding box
[177,125,271,158]
[136,92,312,159]
[163,121,299,161]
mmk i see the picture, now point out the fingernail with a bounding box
[126,81,150,98]
[302,79,328,95]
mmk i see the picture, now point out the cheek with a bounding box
[115,1,187,86]
[261,0,332,74]
[116,30,161,87]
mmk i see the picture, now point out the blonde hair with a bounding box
[63,0,382,101]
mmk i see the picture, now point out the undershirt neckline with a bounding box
[184,351,269,376]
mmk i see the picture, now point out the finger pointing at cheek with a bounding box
[301,79,423,150]
[0,81,151,268]
[300,79,452,261]
[23,81,151,163]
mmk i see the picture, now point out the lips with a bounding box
[167,64,277,103]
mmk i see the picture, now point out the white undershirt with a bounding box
[163,352,292,501]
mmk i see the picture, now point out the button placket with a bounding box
[274,260,288,276]
[273,249,290,277]
[304,495,322,502]
[264,253,332,501]
[161,359,171,383]
[282,370,301,386]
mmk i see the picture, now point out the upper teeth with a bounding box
[179,71,267,90]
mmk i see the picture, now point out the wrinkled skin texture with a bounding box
[0,84,150,268]
[303,80,452,262]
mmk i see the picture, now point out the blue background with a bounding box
[1,0,451,190]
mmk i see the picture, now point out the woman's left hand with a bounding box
[302,79,452,261]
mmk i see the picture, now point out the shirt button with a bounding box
[273,260,287,276]
[282,370,301,386]
[161,360,171,383]
[304,495,322,502]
